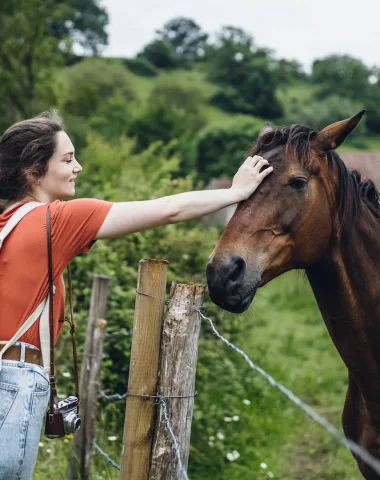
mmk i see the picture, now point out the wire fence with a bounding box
[93,296,380,479]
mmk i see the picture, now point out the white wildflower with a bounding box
[243,399,251,405]
[260,462,267,469]
[216,432,224,440]
[268,473,275,479]
[208,436,215,441]
[46,449,52,453]
[38,442,44,447]
[232,415,239,421]
[226,450,240,461]
[62,372,71,378]
[208,441,214,447]
[108,436,118,441]
[224,416,232,422]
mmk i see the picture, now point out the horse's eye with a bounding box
[288,178,308,189]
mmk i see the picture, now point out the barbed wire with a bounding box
[98,289,380,478]
[93,440,120,471]
[159,395,190,480]
[197,309,380,477]
[99,390,127,402]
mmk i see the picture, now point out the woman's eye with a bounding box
[288,178,308,189]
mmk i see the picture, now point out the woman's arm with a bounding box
[95,156,272,239]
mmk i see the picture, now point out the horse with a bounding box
[206,111,380,480]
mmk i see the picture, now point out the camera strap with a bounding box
[46,206,80,414]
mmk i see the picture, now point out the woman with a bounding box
[0,110,272,479]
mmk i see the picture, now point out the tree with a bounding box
[127,84,205,153]
[156,17,208,63]
[311,54,372,100]
[193,117,263,183]
[138,40,179,69]
[274,59,307,86]
[206,26,255,86]
[62,58,136,118]
[0,0,68,130]
[48,0,109,55]
[282,94,367,146]
[206,26,282,119]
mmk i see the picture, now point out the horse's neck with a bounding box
[306,210,380,399]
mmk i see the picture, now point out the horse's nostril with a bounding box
[228,255,246,286]
[229,256,245,283]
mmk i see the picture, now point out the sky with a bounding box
[102,0,380,71]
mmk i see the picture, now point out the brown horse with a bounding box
[206,111,380,480]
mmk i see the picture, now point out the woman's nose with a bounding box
[74,161,82,173]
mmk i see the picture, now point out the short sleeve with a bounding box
[50,198,113,261]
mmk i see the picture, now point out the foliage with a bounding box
[282,94,367,144]
[156,17,208,64]
[206,27,283,119]
[62,58,136,117]
[138,40,179,69]
[0,0,69,130]
[48,0,109,54]
[274,59,307,85]
[127,82,206,158]
[193,117,264,183]
[311,54,372,100]
[124,57,159,77]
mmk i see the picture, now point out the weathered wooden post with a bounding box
[68,274,110,480]
[150,282,205,479]
[119,259,168,480]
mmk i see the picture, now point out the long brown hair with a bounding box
[0,110,64,208]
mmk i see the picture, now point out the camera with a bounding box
[59,396,81,433]
[45,396,81,439]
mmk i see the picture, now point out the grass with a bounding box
[225,271,363,479]
[32,270,365,479]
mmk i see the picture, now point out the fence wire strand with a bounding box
[198,309,380,477]
[93,440,120,471]
[159,395,190,480]
[96,290,380,479]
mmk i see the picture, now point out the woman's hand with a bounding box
[230,155,273,201]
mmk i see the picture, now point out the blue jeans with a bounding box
[0,343,49,480]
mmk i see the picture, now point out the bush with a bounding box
[62,58,136,117]
[127,83,206,156]
[138,39,179,69]
[193,117,264,183]
[124,57,159,77]
[282,94,367,139]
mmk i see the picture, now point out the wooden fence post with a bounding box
[150,282,205,479]
[68,274,110,480]
[119,259,168,480]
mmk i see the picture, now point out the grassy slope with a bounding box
[125,64,380,150]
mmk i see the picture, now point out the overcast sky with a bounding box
[102,0,380,71]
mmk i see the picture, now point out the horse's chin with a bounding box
[209,285,258,313]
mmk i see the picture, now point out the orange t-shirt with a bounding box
[0,198,113,349]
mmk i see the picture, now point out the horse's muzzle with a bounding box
[206,253,259,313]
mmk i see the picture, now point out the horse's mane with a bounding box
[249,125,380,228]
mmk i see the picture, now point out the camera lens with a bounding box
[73,418,81,431]
[63,412,81,433]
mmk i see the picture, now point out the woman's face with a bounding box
[35,131,82,201]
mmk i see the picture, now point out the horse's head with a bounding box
[206,111,366,313]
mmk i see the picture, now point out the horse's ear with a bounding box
[259,122,274,137]
[315,110,366,150]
